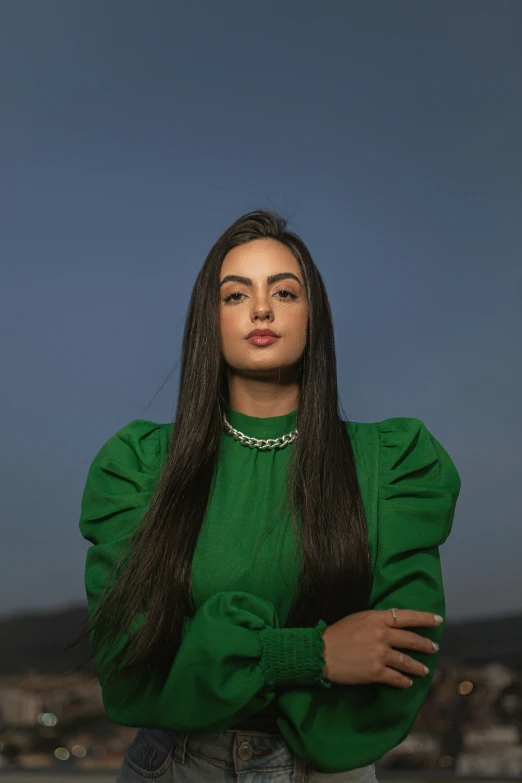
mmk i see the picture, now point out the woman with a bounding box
[77,209,461,781]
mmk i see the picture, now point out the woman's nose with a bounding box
[251,295,273,319]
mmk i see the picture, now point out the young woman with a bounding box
[77,209,461,781]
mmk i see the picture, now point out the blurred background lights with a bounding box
[458,681,474,695]
[500,693,520,712]
[37,712,58,726]
[54,747,70,760]
[71,744,87,758]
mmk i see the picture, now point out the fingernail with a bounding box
[423,665,429,674]
[434,614,444,624]
[408,679,413,687]
[432,641,439,651]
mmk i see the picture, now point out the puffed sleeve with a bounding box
[79,420,329,732]
[275,417,461,773]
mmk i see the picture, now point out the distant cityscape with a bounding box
[1,604,522,776]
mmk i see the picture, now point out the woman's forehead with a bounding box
[220,239,300,278]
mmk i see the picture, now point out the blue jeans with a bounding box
[116,727,378,782]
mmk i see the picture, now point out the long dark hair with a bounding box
[66,209,373,684]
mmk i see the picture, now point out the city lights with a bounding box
[37,712,58,726]
[70,744,87,758]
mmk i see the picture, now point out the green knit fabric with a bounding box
[79,406,461,773]
[260,620,331,688]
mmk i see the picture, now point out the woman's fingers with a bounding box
[388,628,439,655]
[320,609,442,688]
[379,608,443,628]
[385,648,430,679]
[380,666,416,689]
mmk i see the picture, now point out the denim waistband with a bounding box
[129,726,377,781]
[169,728,308,781]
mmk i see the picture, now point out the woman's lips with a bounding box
[245,335,279,346]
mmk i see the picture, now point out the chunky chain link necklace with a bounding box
[222,413,298,451]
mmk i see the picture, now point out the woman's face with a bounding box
[219,238,309,378]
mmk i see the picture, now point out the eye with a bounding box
[273,287,298,300]
[223,290,246,305]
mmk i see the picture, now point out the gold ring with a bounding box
[397,651,403,666]
[389,607,397,625]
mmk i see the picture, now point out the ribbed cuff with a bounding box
[259,619,332,689]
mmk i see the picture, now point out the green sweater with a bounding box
[79,407,461,774]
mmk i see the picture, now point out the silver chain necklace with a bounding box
[222,414,298,451]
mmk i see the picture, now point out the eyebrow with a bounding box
[219,272,303,288]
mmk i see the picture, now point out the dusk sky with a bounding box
[1,0,520,622]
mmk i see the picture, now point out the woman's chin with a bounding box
[229,360,300,382]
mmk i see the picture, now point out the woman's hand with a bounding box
[321,609,441,688]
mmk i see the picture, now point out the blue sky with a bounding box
[1,0,520,621]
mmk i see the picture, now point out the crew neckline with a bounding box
[225,406,298,439]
